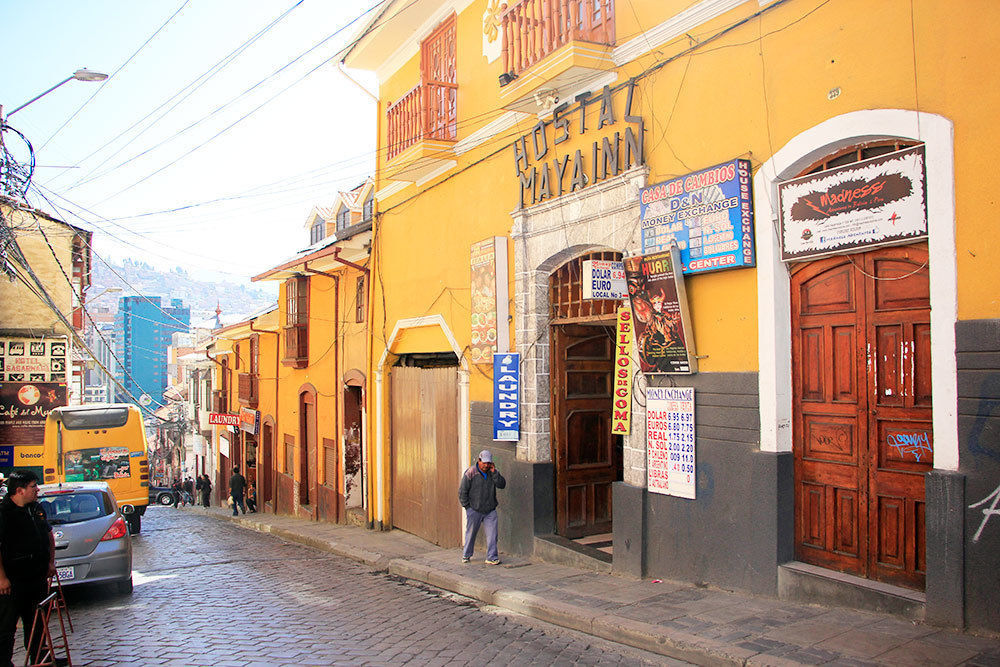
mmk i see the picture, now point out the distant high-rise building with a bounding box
[115,297,190,404]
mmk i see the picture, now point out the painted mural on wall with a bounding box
[778,145,927,261]
[470,237,510,365]
[640,159,755,274]
[623,248,697,374]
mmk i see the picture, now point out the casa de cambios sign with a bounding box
[778,145,928,261]
[514,82,645,207]
[640,159,755,274]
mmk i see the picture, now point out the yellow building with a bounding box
[239,180,374,523]
[344,0,1000,631]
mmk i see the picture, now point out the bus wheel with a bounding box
[126,513,141,535]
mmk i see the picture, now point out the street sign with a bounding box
[209,413,239,426]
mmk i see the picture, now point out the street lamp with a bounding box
[6,69,109,117]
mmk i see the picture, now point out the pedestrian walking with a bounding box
[458,450,506,565]
[171,478,182,508]
[229,467,247,516]
[246,483,257,513]
[182,477,195,506]
[199,474,212,508]
[0,470,59,667]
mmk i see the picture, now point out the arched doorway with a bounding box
[549,251,624,539]
[790,141,930,590]
[261,417,274,509]
[299,386,317,508]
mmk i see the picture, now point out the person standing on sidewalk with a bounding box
[199,474,212,508]
[229,467,247,516]
[458,450,506,565]
[0,470,58,667]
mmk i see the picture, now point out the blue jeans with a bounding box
[232,492,246,515]
[462,508,498,561]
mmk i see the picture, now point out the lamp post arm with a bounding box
[6,75,75,117]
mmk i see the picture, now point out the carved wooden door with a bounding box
[552,324,621,539]
[792,244,930,589]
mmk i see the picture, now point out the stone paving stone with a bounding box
[874,638,981,665]
[814,626,911,659]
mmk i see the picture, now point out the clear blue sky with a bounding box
[3,0,379,287]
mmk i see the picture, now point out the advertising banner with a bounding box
[64,446,131,481]
[623,247,697,374]
[239,407,260,436]
[611,304,633,435]
[0,337,68,383]
[778,145,927,261]
[640,159,755,274]
[209,413,239,427]
[493,352,520,441]
[646,386,696,499]
[582,259,627,300]
[0,382,67,445]
[470,237,510,365]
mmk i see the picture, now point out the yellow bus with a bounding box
[42,403,150,534]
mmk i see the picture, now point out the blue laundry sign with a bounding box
[493,353,520,441]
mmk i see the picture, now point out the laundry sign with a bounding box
[493,353,520,441]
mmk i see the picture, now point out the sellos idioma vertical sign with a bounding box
[493,353,520,441]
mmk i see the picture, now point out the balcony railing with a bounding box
[501,0,615,77]
[238,372,259,408]
[386,83,457,161]
[283,325,308,369]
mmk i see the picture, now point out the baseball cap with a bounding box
[479,450,493,463]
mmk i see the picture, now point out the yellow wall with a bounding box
[0,205,77,333]
[368,0,1000,397]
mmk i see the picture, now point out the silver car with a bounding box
[38,482,133,595]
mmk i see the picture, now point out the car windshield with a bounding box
[39,491,113,525]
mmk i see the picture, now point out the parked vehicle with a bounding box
[38,481,133,595]
[148,485,175,506]
[41,404,151,534]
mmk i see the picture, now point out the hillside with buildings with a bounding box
[89,259,275,326]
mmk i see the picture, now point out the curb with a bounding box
[211,510,750,665]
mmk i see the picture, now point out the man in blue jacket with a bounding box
[458,450,507,564]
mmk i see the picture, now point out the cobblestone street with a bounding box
[49,507,681,666]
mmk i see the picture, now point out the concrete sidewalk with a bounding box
[191,505,999,665]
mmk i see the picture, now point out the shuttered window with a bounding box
[283,276,308,367]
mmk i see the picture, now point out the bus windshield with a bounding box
[60,407,130,430]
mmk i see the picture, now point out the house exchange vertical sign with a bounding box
[493,353,520,441]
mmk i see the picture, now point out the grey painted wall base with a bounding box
[778,561,925,619]
[613,482,645,577]
[925,470,965,627]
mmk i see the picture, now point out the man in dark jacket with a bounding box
[458,450,506,564]
[229,467,247,516]
[0,470,57,667]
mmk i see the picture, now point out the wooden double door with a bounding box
[792,244,931,589]
[390,365,461,547]
[552,324,623,539]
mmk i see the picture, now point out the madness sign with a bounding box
[623,248,697,374]
[611,304,633,435]
[0,337,69,383]
[640,159,755,274]
[778,145,927,261]
[0,382,67,445]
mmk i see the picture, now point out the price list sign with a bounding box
[646,386,696,499]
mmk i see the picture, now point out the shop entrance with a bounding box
[791,243,931,589]
[548,251,624,541]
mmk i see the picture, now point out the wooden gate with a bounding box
[552,324,621,538]
[390,365,461,546]
[792,244,931,589]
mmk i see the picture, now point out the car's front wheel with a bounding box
[157,493,173,506]
[115,576,133,596]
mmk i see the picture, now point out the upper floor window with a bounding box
[336,206,351,231]
[362,195,374,223]
[386,14,457,161]
[310,219,325,244]
[283,276,309,368]
[356,275,366,324]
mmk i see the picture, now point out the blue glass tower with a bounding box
[114,297,190,404]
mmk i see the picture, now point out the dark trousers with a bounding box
[246,497,257,513]
[172,491,180,508]
[0,578,47,667]
[201,492,211,508]
[231,492,246,516]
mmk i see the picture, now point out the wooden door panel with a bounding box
[802,415,859,463]
[832,487,860,556]
[799,327,825,401]
[875,494,906,567]
[831,326,858,402]
[874,324,904,407]
[800,483,826,548]
[913,323,933,407]
[799,263,856,314]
